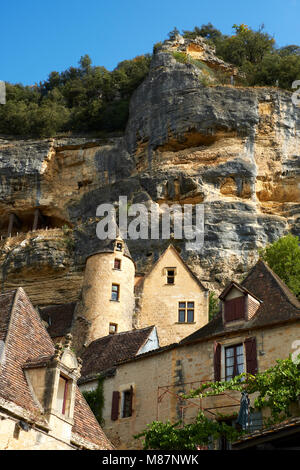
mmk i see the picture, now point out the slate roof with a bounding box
[0,288,112,449]
[85,227,132,262]
[39,302,76,339]
[180,260,300,345]
[79,326,155,382]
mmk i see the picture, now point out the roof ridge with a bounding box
[243,259,300,309]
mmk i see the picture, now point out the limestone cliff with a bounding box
[0,36,299,305]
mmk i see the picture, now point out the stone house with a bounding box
[69,240,209,351]
[78,260,300,449]
[0,287,112,450]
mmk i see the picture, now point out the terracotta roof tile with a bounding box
[0,288,111,449]
[72,388,113,449]
[80,326,155,381]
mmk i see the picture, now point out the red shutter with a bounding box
[214,342,221,382]
[245,337,258,375]
[224,296,245,322]
[111,391,120,421]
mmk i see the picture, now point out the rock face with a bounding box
[0,37,299,305]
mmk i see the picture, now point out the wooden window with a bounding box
[245,337,258,375]
[167,269,175,284]
[224,296,245,323]
[111,284,119,301]
[178,301,194,323]
[114,258,121,270]
[225,344,244,381]
[122,387,133,418]
[109,323,118,335]
[111,391,120,421]
[56,375,69,415]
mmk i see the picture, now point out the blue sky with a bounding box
[1,0,300,85]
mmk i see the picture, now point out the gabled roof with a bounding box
[39,302,76,339]
[141,244,208,292]
[219,281,262,303]
[79,326,156,382]
[180,260,300,345]
[0,288,112,449]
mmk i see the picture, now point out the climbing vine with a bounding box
[135,356,300,450]
[186,356,300,425]
[82,375,105,426]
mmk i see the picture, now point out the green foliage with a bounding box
[171,51,188,64]
[134,411,242,450]
[182,23,223,45]
[168,27,180,40]
[82,375,105,426]
[183,23,300,89]
[137,356,300,449]
[187,356,300,425]
[259,234,300,297]
[1,54,151,138]
[209,291,220,320]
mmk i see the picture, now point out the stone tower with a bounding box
[79,235,135,345]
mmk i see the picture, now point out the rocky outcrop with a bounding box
[0,37,299,304]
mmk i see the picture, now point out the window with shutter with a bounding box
[214,342,221,382]
[225,344,244,381]
[245,337,258,375]
[122,386,133,418]
[111,391,120,421]
[224,296,246,323]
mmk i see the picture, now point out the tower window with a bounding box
[114,258,121,270]
[111,284,120,301]
[178,301,195,323]
[167,269,175,284]
[109,323,118,334]
[116,242,123,251]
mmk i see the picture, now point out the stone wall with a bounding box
[95,321,300,449]
[137,246,209,346]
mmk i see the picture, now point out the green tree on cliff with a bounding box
[260,234,300,297]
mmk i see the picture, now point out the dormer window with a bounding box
[56,375,70,416]
[220,282,262,325]
[116,242,123,252]
[224,296,245,323]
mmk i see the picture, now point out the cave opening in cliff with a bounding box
[0,209,72,238]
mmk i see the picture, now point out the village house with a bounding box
[14,235,300,450]
[77,259,300,449]
[0,287,112,450]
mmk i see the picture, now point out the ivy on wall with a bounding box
[82,375,105,426]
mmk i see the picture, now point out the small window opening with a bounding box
[111,284,120,301]
[122,389,133,418]
[116,242,123,251]
[167,269,175,284]
[114,258,121,270]
[109,323,118,335]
